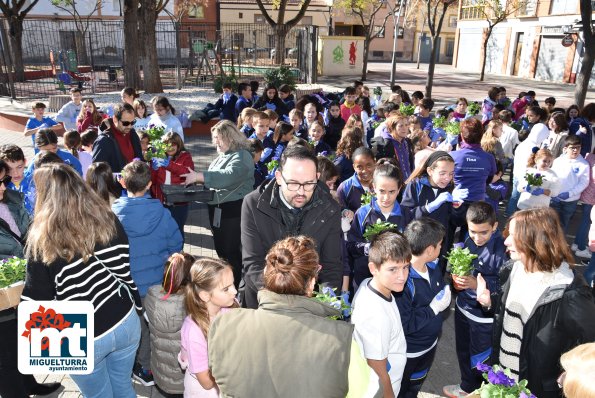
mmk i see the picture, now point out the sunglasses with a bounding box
[0,175,12,186]
[121,120,136,127]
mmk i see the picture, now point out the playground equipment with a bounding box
[50,49,92,92]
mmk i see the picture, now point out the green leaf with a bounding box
[363,219,398,242]
[467,101,481,115]
[361,191,375,206]
[432,116,447,129]
[445,247,477,276]
[399,102,415,116]
[445,120,461,135]
[0,257,27,288]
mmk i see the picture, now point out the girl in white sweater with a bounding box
[517,148,559,210]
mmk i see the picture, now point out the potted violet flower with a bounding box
[471,363,537,398]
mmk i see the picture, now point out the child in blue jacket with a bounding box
[112,160,183,383]
[337,147,376,214]
[443,201,507,398]
[397,218,451,397]
[347,160,406,288]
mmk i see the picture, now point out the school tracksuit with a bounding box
[346,198,405,287]
[395,261,446,397]
[454,231,506,393]
[337,173,369,213]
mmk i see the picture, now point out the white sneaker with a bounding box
[575,248,592,259]
[443,384,469,398]
[571,243,578,252]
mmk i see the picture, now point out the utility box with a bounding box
[318,36,365,76]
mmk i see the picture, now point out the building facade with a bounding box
[454,0,595,88]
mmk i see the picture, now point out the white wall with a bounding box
[27,0,174,17]
[456,26,482,72]
[485,28,507,74]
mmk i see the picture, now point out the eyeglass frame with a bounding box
[120,119,136,127]
[279,173,318,192]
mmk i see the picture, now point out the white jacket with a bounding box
[517,168,559,210]
[55,101,82,130]
[149,112,185,141]
[551,155,590,202]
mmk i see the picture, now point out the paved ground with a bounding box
[1,61,591,397]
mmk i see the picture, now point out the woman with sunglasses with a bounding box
[476,207,595,398]
[0,160,62,397]
[181,120,254,289]
[93,102,144,173]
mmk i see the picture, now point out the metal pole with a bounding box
[175,21,182,90]
[389,0,406,86]
[416,17,426,69]
[328,6,333,36]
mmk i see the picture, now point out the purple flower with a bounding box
[534,173,541,178]
[476,362,491,373]
[487,369,515,387]
[454,242,464,249]
[321,285,335,297]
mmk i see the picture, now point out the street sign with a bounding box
[562,35,574,47]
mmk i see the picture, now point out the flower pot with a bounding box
[452,276,465,291]
[0,281,25,311]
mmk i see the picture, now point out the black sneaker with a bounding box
[132,363,155,387]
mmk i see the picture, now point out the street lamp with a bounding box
[325,0,334,36]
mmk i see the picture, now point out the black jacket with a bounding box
[241,180,343,299]
[253,96,289,118]
[92,118,144,172]
[490,263,595,398]
[370,134,415,172]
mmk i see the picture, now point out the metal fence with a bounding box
[0,19,317,99]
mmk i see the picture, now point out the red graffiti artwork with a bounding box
[349,42,357,65]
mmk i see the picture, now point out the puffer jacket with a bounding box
[112,195,183,296]
[145,285,186,394]
[0,190,29,259]
[209,290,355,398]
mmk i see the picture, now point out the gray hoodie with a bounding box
[55,101,82,130]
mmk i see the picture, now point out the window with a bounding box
[239,12,243,19]
[449,16,457,28]
[372,51,384,57]
[298,16,313,25]
[254,14,265,23]
[460,0,485,20]
[112,0,121,12]
[518,0,537,16]
[188,5,205,19]
[445,39,455,57]
[550,0,577,14]
[373,26,385,38]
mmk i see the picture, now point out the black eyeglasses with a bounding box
[121,120,136,127]
[280,174,317,192]
[0,175,12,186]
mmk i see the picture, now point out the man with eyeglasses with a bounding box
[241,145,343,309]
[92,103,144,172]
[551,135,589,233]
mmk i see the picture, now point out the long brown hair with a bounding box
[161,252,195,298]
[264,236,319,296]
[481,120,502,154]
[76,99,103,126]
[184,258,238,337]
[26,163,116,263]
[406,151,454,184]
[162,132,186,158]
[336,127,363,158]
[505,208,575,272]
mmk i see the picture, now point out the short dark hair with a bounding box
[249,80,259,93]
[373,159,403,188]
[278,84,292,94]
[0,144,25,162]
[222,82,233,90]
[420,98,434,111]
[498,110,513,123]
[460,118,484,144]
[353,80,364,88]
[527,105,548,122]
[391,85,401,93]
[32,102,46,109]
[487,86,501,101]
[466,201,496,226]
[317,156,339,184]
[69,87,82,94]
[114,103,135,120]
[369,231,412,268]
[545,97,556,105]
[411,91,424,100]
[404,218,446,256]
[80,129,99,147]
[35,129,58,147]
[279,145,318,173]
[122,160,151,194]
[564,134,581,147]
[352,146,374,162]
[248,138,264,156]
[344,86,357,96]
[238,82,250,95]
[527,90,536,97]
[34,151,63,169]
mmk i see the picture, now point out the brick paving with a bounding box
[1,61,592,397]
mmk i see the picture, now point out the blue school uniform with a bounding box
[400,177,452,227]
[313,139,332,156]
[485,180,508,217]
[454,231,507,393]
[25,149,83,177]
[253,163,267,189]
[294,126,308,140]
[240,124,255,138]
[415,114,433,132]
[347,197,405,287]
[234,97,252,121]
[334,154,354,184]
[6,174,35,215]
[25,116,58,154]
[283,95,295,111]
[336,173,368,213]
[395,260,446,395]
[213,93,238,122]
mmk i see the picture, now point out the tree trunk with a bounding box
[479,26,493,82]
[425,35,439,98]
[574,39,594,108]
[361,36,370,81]
[123,0,142,89]
[274,25,288,65]
[139,0,162,93]
[8,17,25,82]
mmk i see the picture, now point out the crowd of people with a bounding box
[0,81,594,398]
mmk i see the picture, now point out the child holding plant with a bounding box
[347,160,405,288]
[397,218,451,398]
[443,201,506,398]
[517,148,559,210]
[337,147,376,214]
[309,121,332,155]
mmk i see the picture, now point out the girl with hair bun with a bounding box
[347,159,406,288]
[517,147,559,210]
[208,236,370,398]
[145,252,195,395]
[179,258,237,397]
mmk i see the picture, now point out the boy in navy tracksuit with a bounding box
[211,83,238,122]
[443,202,507,398]
[397,218,451,398]
[347,196,406,288]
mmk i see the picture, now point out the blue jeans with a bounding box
[585,253,595,287]
[573,204,592,250]
[71,309,140,398]
[505,177,520,217]
[550,200,578,233]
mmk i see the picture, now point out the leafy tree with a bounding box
[335,0,394,81]
[574,0,594,107]
[0,0,40,82]
[255,0,312,65]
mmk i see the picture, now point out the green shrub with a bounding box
[263,65,297,90]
